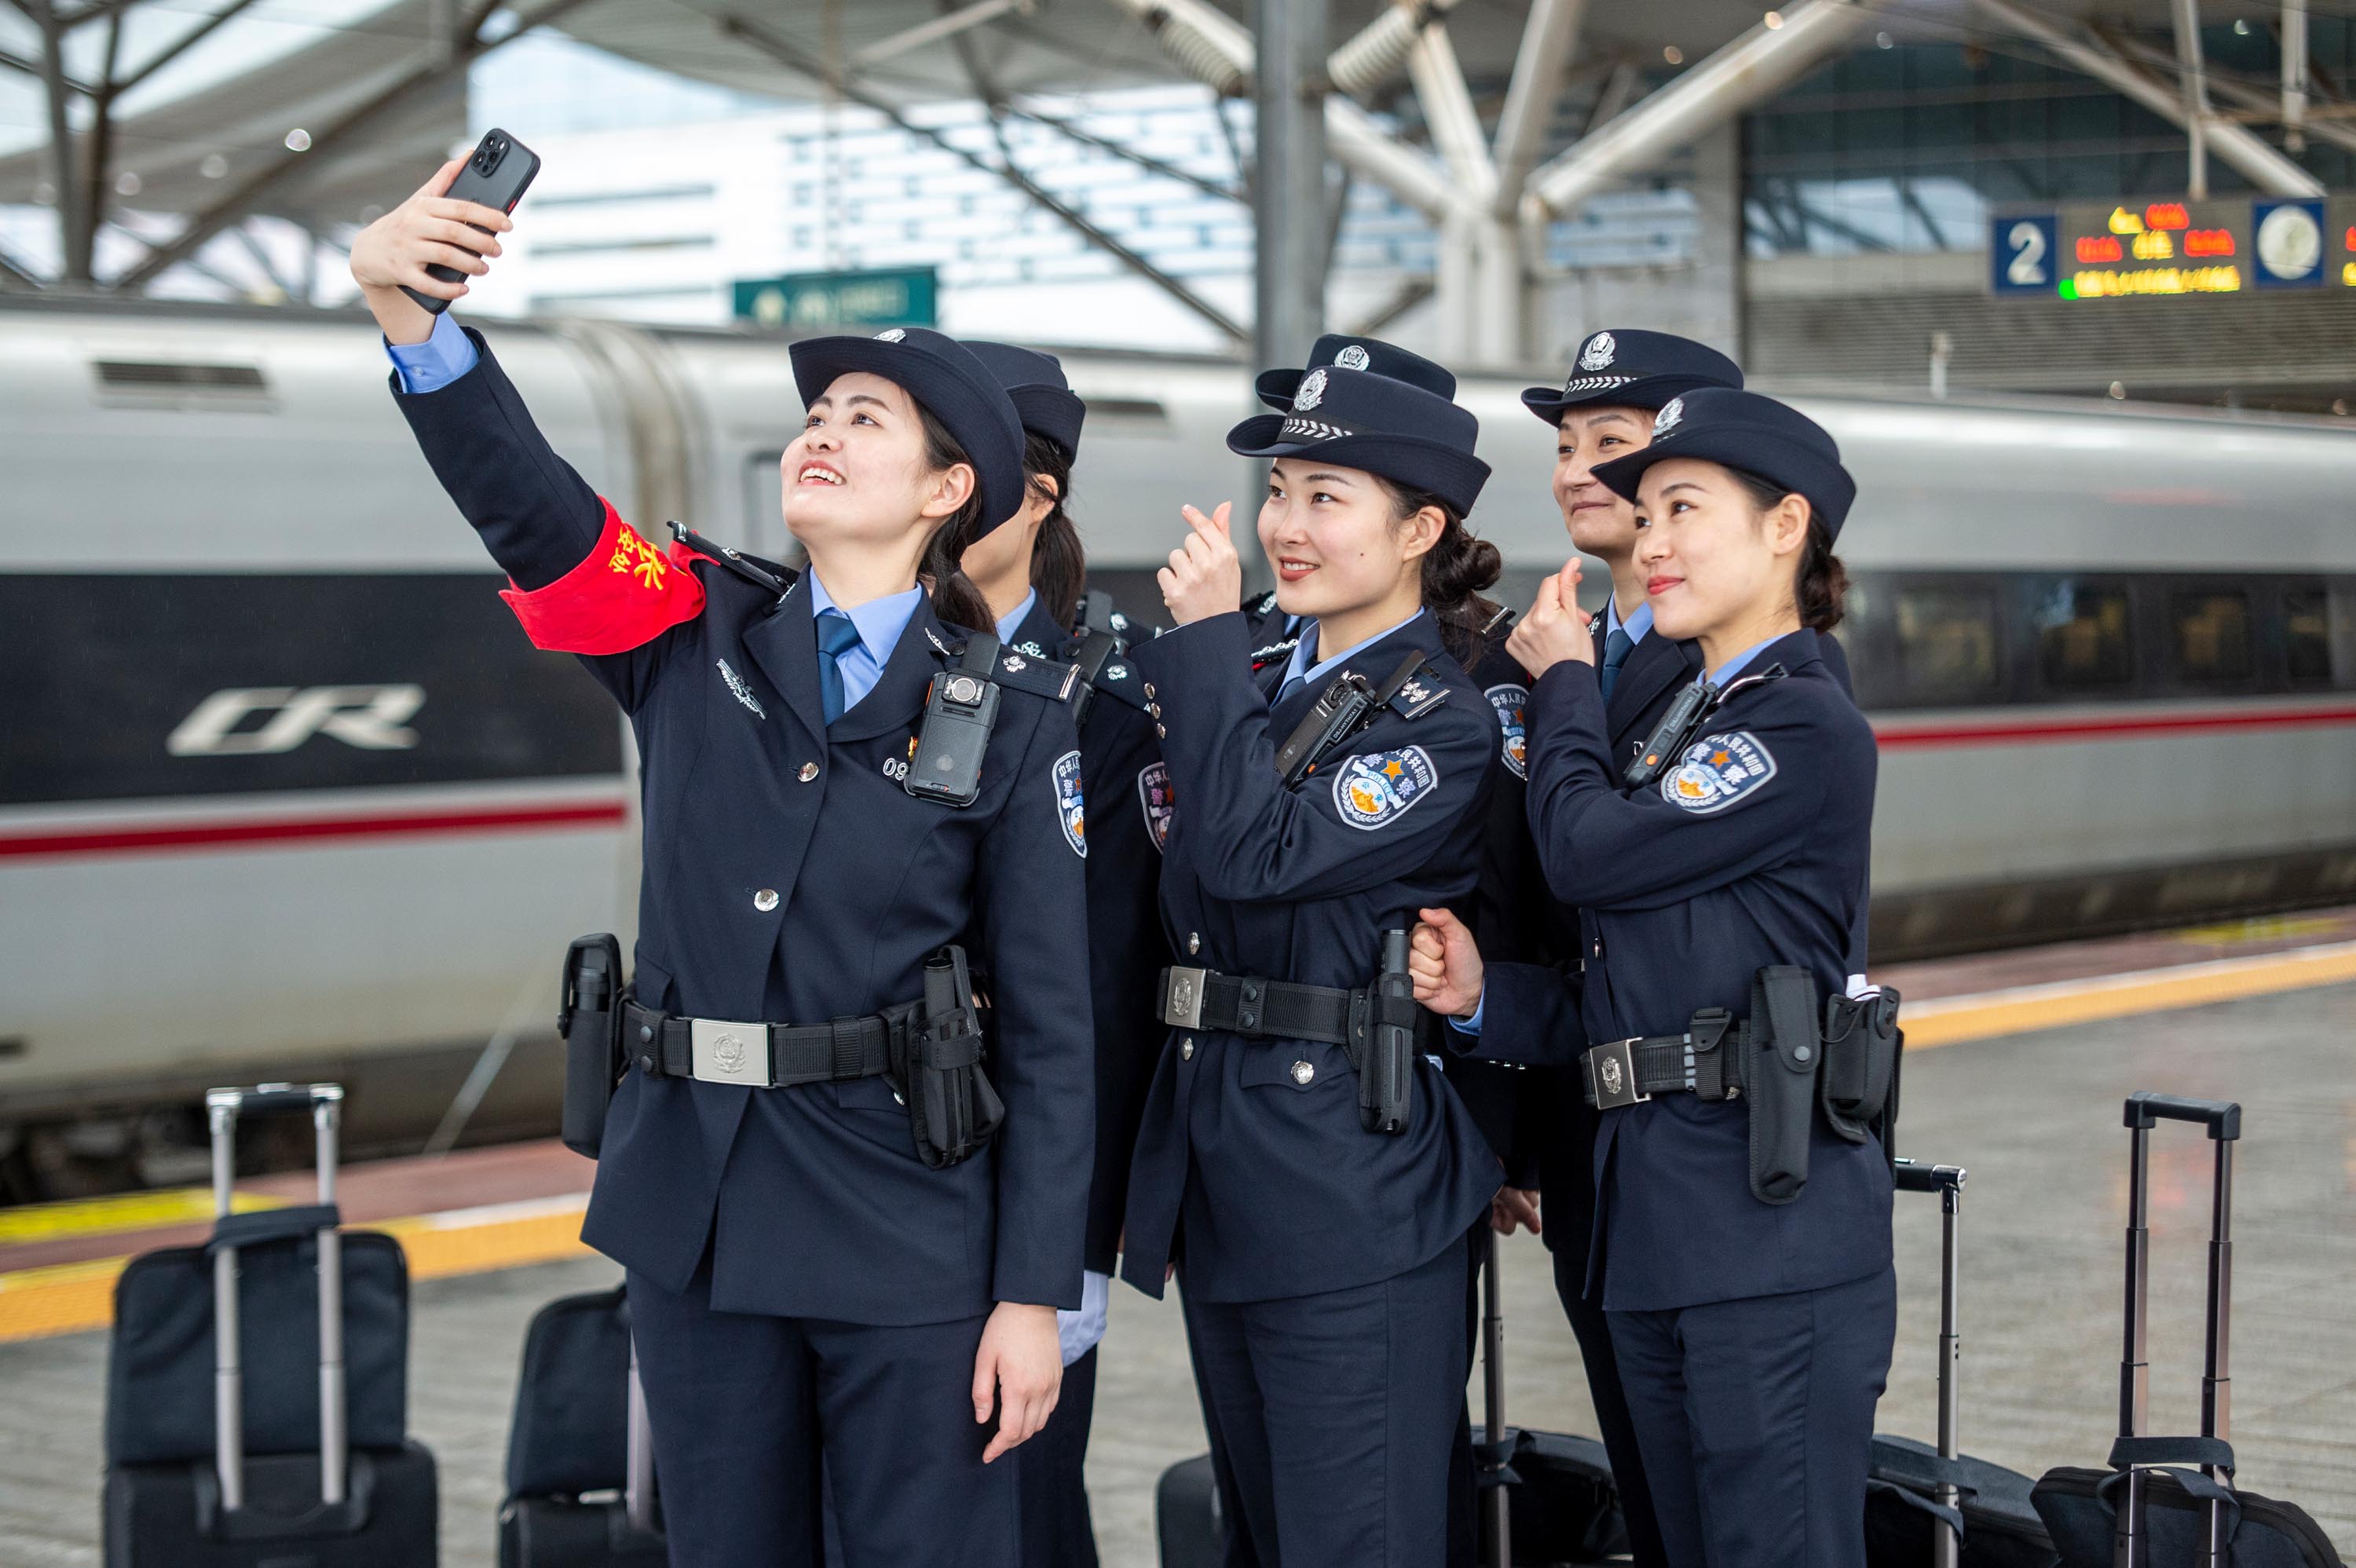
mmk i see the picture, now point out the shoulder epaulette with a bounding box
[1382,656,1451,720]
[1080,648,1151,712]
[1249,633,1302,670]
[668,522,796,598]
[933,630,1081,704]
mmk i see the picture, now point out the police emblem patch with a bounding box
[1053,749,1087,858]
[1335,344,1371,371]
[1332,747,1439,831]
[1294,367,1328,411]
[1136,761,1176,854]
[1486,683,1529,780]
[1661,730,1777,814]
[875,327,907,342]
[1653,395,1685,435]
[1579,331,1616,371]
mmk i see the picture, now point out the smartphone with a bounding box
[401,126,539,315]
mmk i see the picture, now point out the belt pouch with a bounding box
[558,934,624,1160]
[1742,966,1821,1205]
[1361,930,1417,1135]
[1819,985,1901,1147]
[901,945,1004,1169]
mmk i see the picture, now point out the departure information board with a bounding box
[1990,196,2356,299]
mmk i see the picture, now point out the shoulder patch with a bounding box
[1332,747,1440,831]
[1136,760,1174,853]
[1485,684,1528,780]
[1661,730,1777,813]
[1053,749,1087,857]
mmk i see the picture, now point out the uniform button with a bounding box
[1180,1037,1195,1061]
[1156,723,1167,738]
[754,888,779,912]
[1187,932,1200,955]
[798,762,819,782]
[1147,702,1162,718]
[1143,682,1156,698]
[1290,1060,1314,1086]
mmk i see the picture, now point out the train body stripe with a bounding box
[1873,702,2356,749]
[0,800,628,860]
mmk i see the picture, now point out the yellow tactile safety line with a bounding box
[0,1194,590,1345]
[1902,938,2356,1048]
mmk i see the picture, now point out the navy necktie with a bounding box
[816,609,862,725]
[1600,627,1635,704]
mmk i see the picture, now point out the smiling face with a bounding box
[1632,456,1811,645]
[1257,458,1436,623]
[1553,404,1655,557]
[781,371,972,552]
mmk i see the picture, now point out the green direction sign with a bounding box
[732,266,938,330]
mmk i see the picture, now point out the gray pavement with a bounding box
[4,978,2352,1564]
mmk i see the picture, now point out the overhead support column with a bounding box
[1976,0,2322,197]
[1490,0,1584,207]
[2283,0,2309,152]
[2171,0,2212,196]
[1253,0,1328,375]
[1406,24,1500,359]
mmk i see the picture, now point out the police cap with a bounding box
[1590,388,1857,537]
[1521,328,1743,424]
[788,327,1029,539]
[1256,334,1456,411]
[965,340,1086,461]
[1227,364,1491,517]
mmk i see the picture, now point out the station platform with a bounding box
[4,914,2354,1565]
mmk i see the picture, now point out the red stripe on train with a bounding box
[0,801,631,861]
[1875,704,2356,749]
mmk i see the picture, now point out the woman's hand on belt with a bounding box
[1409,906,1484,1021]
[1158,502,1242,626]
[974,1300,1063,1463]
[1506,561,1595,681]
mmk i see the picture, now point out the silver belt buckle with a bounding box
[690,1018,772,1087]
[1162,967,1207,1029]
[1586,1037,1649,1111]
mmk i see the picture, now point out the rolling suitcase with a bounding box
[496,1285,666,1566]
[1155,1453,1226,1568]
[1864,1157,2056,1568]
[2030,1093,2345,1568]
[102,1082,437,1567]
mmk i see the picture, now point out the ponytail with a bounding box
[913,404,996,632]
[1728,468,1848,634]
[1377,477,1505,668]
[1021,431,1087,630]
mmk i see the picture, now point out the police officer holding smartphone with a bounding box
[351,166,1092,1567]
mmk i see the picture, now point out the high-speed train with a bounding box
[5,293,2353,1194]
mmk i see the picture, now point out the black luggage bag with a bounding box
[101,1082,437,1567]
[2030,1093,2345,1568]
[496,1285,666,1566]
[1864,1157,2056,1568]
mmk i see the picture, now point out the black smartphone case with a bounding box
[401,127,538,316]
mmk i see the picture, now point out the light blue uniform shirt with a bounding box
[1602,594,1654,646]
[807,574,923,715]
[1276,610,1425,704]
[993,587,1041,647]
[382,311,480,394]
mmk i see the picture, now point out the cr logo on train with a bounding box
[166,685,426,756]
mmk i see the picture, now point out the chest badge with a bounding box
[1136,761,1176,854]
[1333,747,1439,832]
[1485,684,1528,780]
[717,658,765,719]
[1052,749,1087,858]
[1662,730,1777,813]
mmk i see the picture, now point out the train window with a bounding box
[2169,590,2255,684]
[1894,585,2001,699]
[2285,590,2332,685]
[2036,583,2134,689]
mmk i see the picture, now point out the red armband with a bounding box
[499,499,708,655]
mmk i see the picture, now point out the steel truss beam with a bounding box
[719,13,1245,342]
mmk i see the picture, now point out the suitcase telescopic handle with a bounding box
[2124,1092,2241,1140]
[203,1083,348,1515]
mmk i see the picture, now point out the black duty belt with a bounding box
[1156,965,1432,1065]
[623,998,920,1090]
[1581,1007,1747,1111]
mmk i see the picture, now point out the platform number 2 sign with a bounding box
[1991,214,2058,295]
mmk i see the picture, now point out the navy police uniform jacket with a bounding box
[1119,609,1503,1303]
[1469,629,1890,1313]
[390,330,1094,1323]
[1008,598,1170,1276]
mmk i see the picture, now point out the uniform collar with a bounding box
[1604,595,1653,645]
[1282,607,1427,694]
[993,587,1041,647]
[831,591,958,743]
[1709,629,1793,686]
[807,571,924,667]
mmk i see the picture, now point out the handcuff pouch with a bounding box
[896,945,1004,1168]
[1741,966,1822,1206]
[1821,985,1904,1158]
[558,934,625,1160]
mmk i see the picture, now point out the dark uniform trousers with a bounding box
[386,331,1095,1568]
[1120,612,1503,1568]
[1474,630,1891,1568]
